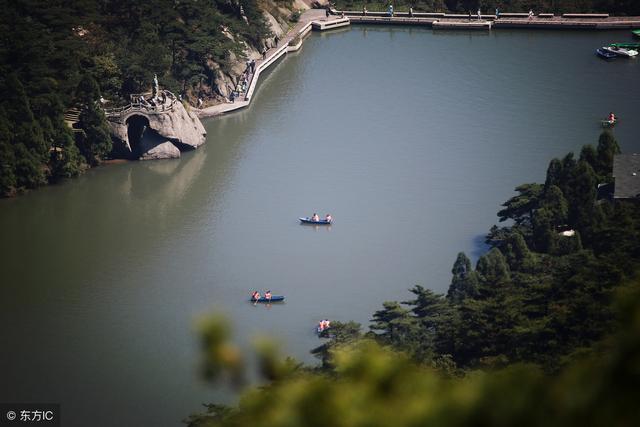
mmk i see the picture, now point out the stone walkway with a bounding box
[197,9,330,118]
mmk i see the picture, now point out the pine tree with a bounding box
[0,114,17,196]
[447,252,479,303]
[595,130,620,177]
[370,301,419,353]
[476,248,511,290]
[75,75,113,164]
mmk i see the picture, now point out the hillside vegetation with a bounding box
[189,131,640,426]
[0,0,286,196]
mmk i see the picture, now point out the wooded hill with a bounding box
[0,0,281,197]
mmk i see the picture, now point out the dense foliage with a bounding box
[350,131,635,372]
[333,0,640,15]
[0,0,275,196]
[188,131,640,426]
[188,284,640,427]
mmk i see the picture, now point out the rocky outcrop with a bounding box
[106,96,206,160]
[203,1,305,108]
[139,139,181,161]
[144,101,205,150]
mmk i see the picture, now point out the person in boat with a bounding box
[318,319,330,332]
[312,213,320,222]
[325,214,332,222]
[608,112,616,122]
[265,290,272,301]
[251,291,261,301]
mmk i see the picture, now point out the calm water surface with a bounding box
[1,27,640,426]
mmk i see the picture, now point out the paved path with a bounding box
[197,9,329,118]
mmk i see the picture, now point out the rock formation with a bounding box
[106,94,206,160]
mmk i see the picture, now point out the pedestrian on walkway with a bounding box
[409,7,413,18]
[495,8,500,19]
[325,8,330,18]
[262,46,267,59]
[528,9,534,19]
[477,8,481,21]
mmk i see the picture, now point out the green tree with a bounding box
[370,301,419,353]
[532,207,558,254]
[595,130,620,177]
[540,185,569,227]
[476,248,511,289]
[568,160,599,235]
[497,183,544,226]
[447,252,479,303]
[0,115,17,196]
[75,75,112,164]
[502,232,536,272]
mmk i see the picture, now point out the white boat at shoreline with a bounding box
[602,46,638,57]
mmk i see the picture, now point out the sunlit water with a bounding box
[1,27,639,426]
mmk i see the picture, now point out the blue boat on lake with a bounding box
[299,217,332,225]
[596,47,617,60]
[250,295,285,303]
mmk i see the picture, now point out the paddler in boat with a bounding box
[325,214,332,223]
[608,112,616,123]
[312,213,320,222]
[251,290,261,301]
[264,290,272,302]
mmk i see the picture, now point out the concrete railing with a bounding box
[245,22,313,102]
[562,13,609,18]
[104,99,177,121]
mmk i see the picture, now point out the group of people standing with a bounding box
[230,60,257,102]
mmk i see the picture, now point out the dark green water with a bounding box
[1,27,639,426]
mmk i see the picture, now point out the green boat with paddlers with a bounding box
[633,29,640,38]
[609,42,640,49]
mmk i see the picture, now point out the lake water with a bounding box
[1,26,639,426]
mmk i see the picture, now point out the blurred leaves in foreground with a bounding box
[187,282,640,427]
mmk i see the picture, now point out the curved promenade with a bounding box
[341,9,640,30]
[196,8,640,118]
[197,10,347,118]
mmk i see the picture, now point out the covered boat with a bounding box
[250,295,285,303]
[602,46,638,57]
[299,217,332,225]
[632,29,640,38]
[596,48,617,59]
[609,42,640,50]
